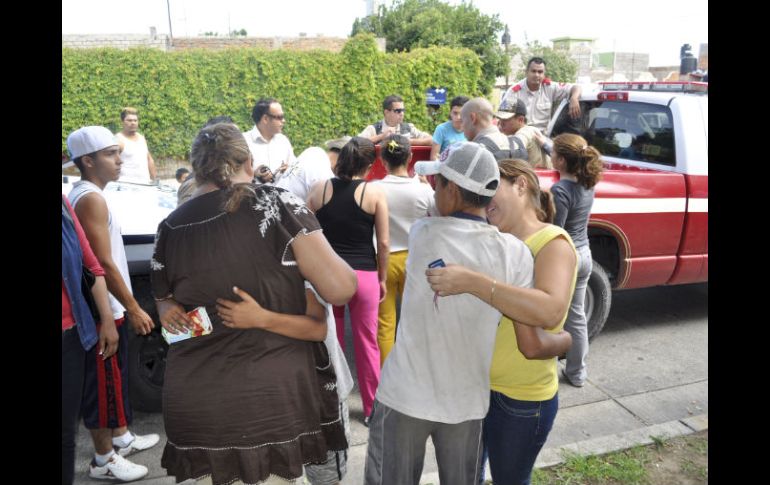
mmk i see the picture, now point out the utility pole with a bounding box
[501,25,511,88]
[166,0,173,46]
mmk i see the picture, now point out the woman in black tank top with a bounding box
[308,137,390,423]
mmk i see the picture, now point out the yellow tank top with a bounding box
[489,225,577,401]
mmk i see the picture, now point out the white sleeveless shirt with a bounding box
[68,180,132,319]
[116,132,151,183]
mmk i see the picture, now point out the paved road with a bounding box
[72,283,707,484]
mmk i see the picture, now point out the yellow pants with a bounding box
[378,250,408,366]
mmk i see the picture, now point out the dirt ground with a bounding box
[645,430,708,485]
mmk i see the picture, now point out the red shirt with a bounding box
[62,197,105,331]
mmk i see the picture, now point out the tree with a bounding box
[351,0,507,94]
[516,41,578,83]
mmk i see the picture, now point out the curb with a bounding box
[534,413,708,469]
[417,413,707,484]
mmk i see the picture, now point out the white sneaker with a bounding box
[89,453,148,481]
[114,432,161,457]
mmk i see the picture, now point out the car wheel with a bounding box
[585,261,612,341]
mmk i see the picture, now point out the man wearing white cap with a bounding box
[364,142,534,485]
[66,126,159,482]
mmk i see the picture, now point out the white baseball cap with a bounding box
[414,141,499,197]
[66,126,119,160]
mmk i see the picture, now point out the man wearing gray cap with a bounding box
[364,142,534,485]
[66,126,159,482]
[495,98,553,169]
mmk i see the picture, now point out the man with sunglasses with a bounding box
[360,94,433,146]
[244,97,296,183]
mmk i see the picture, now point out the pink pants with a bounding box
[333,269,381,418]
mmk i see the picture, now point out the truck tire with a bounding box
[127,276,167,412]
[128,329,166,412]
[585,261,612,340]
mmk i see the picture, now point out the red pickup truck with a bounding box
[542,81,707,338]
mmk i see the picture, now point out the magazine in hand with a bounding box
[162,306,213,344]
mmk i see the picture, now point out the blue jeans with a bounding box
[483,391,559,485]
[564,245,592,385]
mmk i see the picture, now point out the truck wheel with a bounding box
[585,261,612,340]
[127,275,167,412]
[128,329,166,412]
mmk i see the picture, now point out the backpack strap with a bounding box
[508,135,529,161]
[476,135,509,162]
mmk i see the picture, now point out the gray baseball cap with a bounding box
[414,142,499,197]
[495,98,527,120]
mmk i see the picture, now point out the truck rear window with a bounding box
[551,101,676,166]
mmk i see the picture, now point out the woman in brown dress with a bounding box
[150,122,357,485]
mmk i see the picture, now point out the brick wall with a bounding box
[62,34,387,53]
[62,34,169,51]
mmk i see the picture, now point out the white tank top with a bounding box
[68,180,131,319]
[116,133,151,183]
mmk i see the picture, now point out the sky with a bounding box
[62,0,707,67]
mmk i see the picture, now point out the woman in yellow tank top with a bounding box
[426,159,577,485]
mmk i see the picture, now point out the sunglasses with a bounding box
[266,113,285,121]
[389,108,405,114]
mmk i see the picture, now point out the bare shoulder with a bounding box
[73,191,109,223]
[538,236,576,263]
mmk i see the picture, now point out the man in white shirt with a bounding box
[499,57,581,132]
[364,142,534,485]
[115,107,157,184]
[359,94,433,146]
[273,146,334,203]
[243,97,296,183]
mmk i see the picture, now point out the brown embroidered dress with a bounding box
[151,184,346,484]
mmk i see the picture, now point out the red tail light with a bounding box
[598,92,629,101]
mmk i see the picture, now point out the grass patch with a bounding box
[529,430,707,485]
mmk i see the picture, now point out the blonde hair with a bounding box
[552,133,603,189]
[498,158,555,223]
[190,122,255,212]
[120,107,138,120]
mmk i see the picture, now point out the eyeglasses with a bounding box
[266,113,285,121]
[389,108,405,114]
